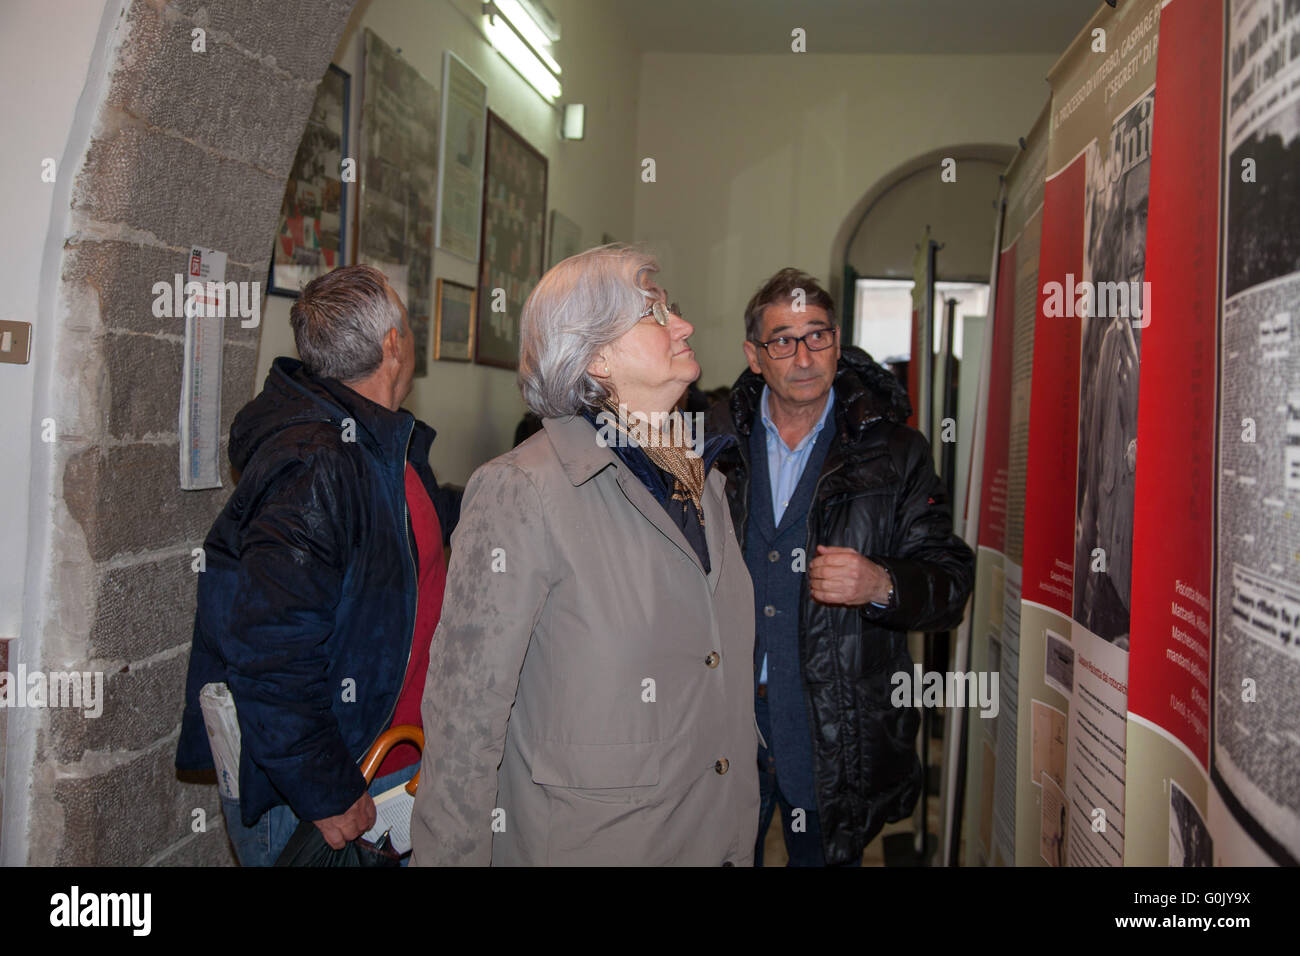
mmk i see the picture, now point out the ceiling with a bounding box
[605,0,1095,55]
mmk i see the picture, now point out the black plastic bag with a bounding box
[273,820,402,867]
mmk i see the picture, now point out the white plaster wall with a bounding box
[255,0,642,484]
[633,51,1056,390]
[0,0,107,640]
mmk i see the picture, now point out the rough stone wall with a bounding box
[29,0,354,865]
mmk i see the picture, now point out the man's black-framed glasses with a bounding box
[752,326,837,359]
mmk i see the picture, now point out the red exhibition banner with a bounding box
[1021,161,1085,616]
[1127,0,1221,772]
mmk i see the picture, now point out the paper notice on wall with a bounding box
[1040,771,1068,867]
[993,560,1022,865]
[179,245,225,490]
[1064,626,1128,866]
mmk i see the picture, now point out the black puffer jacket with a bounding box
[707,347,974,864]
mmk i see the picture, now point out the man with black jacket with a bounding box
[176,265,460,865]
[707,268,974,867]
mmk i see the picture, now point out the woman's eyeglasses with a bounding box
[638,299,682,326]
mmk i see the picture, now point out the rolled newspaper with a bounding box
[199,682,242,800]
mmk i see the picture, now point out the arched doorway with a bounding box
[824,143,1012,868]
[8,0,358,866]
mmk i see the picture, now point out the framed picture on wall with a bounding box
[269,63,349,296]
[474,110,547,370]
[548,210,582,268]
[435,51,488,262]
[435,278,475,362]
[357,28,439,377]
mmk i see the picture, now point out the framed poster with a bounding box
[269,64,349,296]
[547,210,582,268]
[358,28,439,377]
[436,51,487,262]
[475,111,547,369]
[435,278,475,362]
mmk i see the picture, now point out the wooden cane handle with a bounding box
[359,725,425,785]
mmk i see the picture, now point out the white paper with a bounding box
[1064,625,1128,866]
[179,245,225,490]
[199,681,242,800]
[362,780,416,854]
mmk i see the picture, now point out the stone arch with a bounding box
[827,142,1015,327]
[9,0,355,865]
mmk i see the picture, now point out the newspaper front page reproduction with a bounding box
[1214,0,1300,863]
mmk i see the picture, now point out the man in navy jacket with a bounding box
[176,265,459,864]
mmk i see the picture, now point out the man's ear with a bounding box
[743,340,763,376]
[385,326,401,364]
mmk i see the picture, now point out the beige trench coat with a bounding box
[410,414,759,865]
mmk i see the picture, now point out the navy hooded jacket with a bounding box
[176,357,459,826]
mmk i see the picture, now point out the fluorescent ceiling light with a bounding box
[483,4,562,102]
[516,0,560,42]
[496,0,561,75]
[484,13,561,101]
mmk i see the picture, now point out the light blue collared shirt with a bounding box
[758,386,834,684]
[760,385,834,527]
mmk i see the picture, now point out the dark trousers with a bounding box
[754,691,860,867]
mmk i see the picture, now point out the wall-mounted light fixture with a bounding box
[560,103,585,140]
[483,0,562,103]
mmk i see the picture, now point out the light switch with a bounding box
[0,321,31,364]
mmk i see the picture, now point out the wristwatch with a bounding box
[867,581,895,611]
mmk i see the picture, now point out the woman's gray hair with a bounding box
[518,243,661,418]
[289,264,404,383]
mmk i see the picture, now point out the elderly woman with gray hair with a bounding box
[410,244,759,866]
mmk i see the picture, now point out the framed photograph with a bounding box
[475,110,547,370]
[358,28,439,377]
[436,52,488,262]
[548,210,582,269]
[435,278,475,362]
[269,63,349,296]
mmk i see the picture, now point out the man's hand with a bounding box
[808,545,892,607]
[313,792,377,850]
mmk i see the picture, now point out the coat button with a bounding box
[768,550,780,563]
[763,605,775,617]
[705,651,720,668]
[715,757,729,774]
